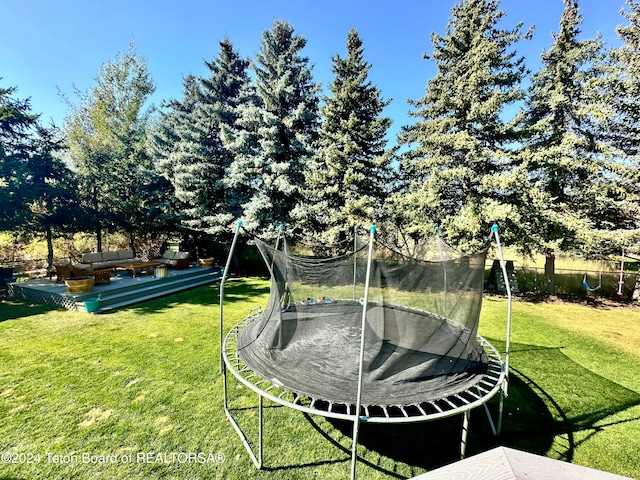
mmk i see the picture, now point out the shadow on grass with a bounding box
[0,295,59,322]
[246,341,640,478]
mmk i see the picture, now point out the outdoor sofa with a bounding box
[154,250,190,269]
[81,248,142,270]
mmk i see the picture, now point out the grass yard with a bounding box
[0,278,639,479]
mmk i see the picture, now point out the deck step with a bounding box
[73,268,222,312]
[8,266,223,312]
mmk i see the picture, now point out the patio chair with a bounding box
[54,263,74,282]
[54,263,111,284]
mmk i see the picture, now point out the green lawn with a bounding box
[0,278,638,479]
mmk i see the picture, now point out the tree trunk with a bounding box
[633,273,640,302]
[128,228,136,253]
[46,223,54,270]
[96,227,102,252]
[544,251,556,295]
[93,185,102,252]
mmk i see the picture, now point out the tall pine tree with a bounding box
[295,28,395,244]
[610,0,640,157]
[223,20,320,238]
[520,0,632,292]
[607,0,640,248]
[0,84,39,230]
[170,39,251,237]
[395,0,530,252]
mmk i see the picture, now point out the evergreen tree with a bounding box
[172,39,251,237]
[21,125,82,269]
[223,20,320,238]
[0,84,39,230]
[146,75,200,236]
[395,0,530,252]
[296,28,395,244]
[0,83,81,267]
[610,0,640,157]
[607,0,640,246]
[520,0,632,292]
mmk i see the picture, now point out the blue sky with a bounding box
[1,0,629,143]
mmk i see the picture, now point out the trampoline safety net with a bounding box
[237,234,489,407]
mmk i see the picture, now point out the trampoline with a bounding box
[220,224,512,480]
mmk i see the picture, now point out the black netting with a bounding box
[237,234,489,406]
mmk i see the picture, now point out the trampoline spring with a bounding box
[416,404,428,416]
[443,398,457,410]
[364,406,370,417]
[399,406,409,417]
[466,390,481,401]
[382,406,390,417]
[476,385,490,395]
[430,401,443,413]
[455,394,471,406]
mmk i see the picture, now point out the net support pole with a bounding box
[491,224,511,435]
[353,225,358,300]
[350,225,376,480]
[220,220,243,373]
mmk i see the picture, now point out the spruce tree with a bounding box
[223,20,320,238]
[296,28,394,244]
[520,0,632,292]
[395,0,530,252]
[1,84,81,267]
[145,75,200,236]
[610,0,640,157]
[607,0,640,246]
[0,84,39,230]
[170,39,251,237]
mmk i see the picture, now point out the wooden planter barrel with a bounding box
[65,276,95,293]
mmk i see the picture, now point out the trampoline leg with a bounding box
[483,403,497,436]
[497,389,505,436]
[258,394,264,465]
[461,410,470,459]
[223,369,263,469]
[350,417,360,480]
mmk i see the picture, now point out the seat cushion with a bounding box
[83,252,103,263]
[102,251,120,262]
[118,248,135,260]
[73,263,94,276]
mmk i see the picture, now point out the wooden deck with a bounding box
[7,265,222,313]
[411,446,632,480]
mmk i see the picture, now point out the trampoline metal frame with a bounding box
[219,224,512,479]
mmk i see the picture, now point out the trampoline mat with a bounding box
[237,301,488,406]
